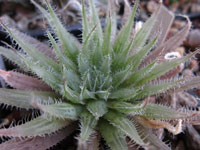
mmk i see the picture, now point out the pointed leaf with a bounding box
[132,119,171,150]
[0,37,62,92]
[0,88,56,109]
[111,53,128,71]
[130,4,161,55]
[77,131,100,150]
[32,0,79,63]
[0,47,26,69]
[109,87,138,101]
[142,16,191,66]
[113,1,138,53]
[123,60,157,87]
[45,0,79,62]
[129,37,157,70]
[0,22,60,73]
[149,5,174,46]
[102,15,112,56]
[88,0,103,44]
[100,55,111,75]
[46,30,77,71]
[0,124,76,150]
[33,101,82,120]
[112,66,131,88]
[78,54,90,77]
[95,90,110,100]
[144,129,170,150]
[102,0,117,55]
[0,16,56,60]
[82,24,98,53]
[0,70,51,91]
[81,0,89,41]
[79,110,98,143]
[63,68,81,92]
[87,100,108,119]
[0,115,71,138]
[122,0,132,25]
[108,101,146,114]
[135,50,200,86]
[98,119,128,150]
[90,42,103,68]
[132,79,183,100]
[142,103,197,120]
[80,79,96,101]
[63,82,81,104]
[172,76,200,93]
[22,60,61,91]
[104,111,145,145]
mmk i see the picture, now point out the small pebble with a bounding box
[186,29,200,48]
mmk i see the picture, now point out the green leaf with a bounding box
[0,27,62,91]
[63,68,81,92]
[135,50,200,86]
[100,55,111,75]
[173,76,200,93]
[35,101,82,120]
[109,87,138,101]
[45,0,79,62]
[102,16,112,56]
[79,110,98,143]
[0,89,56,109]
[123,60,157,87]
[32,0,79,63]
[87,100,108,119]
[0,23,60,73]
[0,115,71,137]
[99,56,112,90]
[78,54,90,77]
[88,0,103,44]
[129,37,157,70]
[81,0,89,40]
[113,1,138,53]
[102,0,117,56]
[79,71,96,101]
[112,66,131,88]
[104,111,145,145]
[99,76,112,91]
[132,79,183,100]
[108,101,146,114]
[90,41,103,68]
[82,24,98,53]
[129,5,160,55]
[111,53,128,71]
[98,119,128,150]
[63,82,81,104]
[0,47,26,69]
[80,84,96,101]
[23,61,62,91]
[142,103,194,120]
[95,90,110,100]
[46,30,77,71]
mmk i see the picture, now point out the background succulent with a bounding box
[0,0,200,150]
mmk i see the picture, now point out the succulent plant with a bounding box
[0,0,200,150]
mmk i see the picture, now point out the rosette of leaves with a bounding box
[0,0,200,150]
